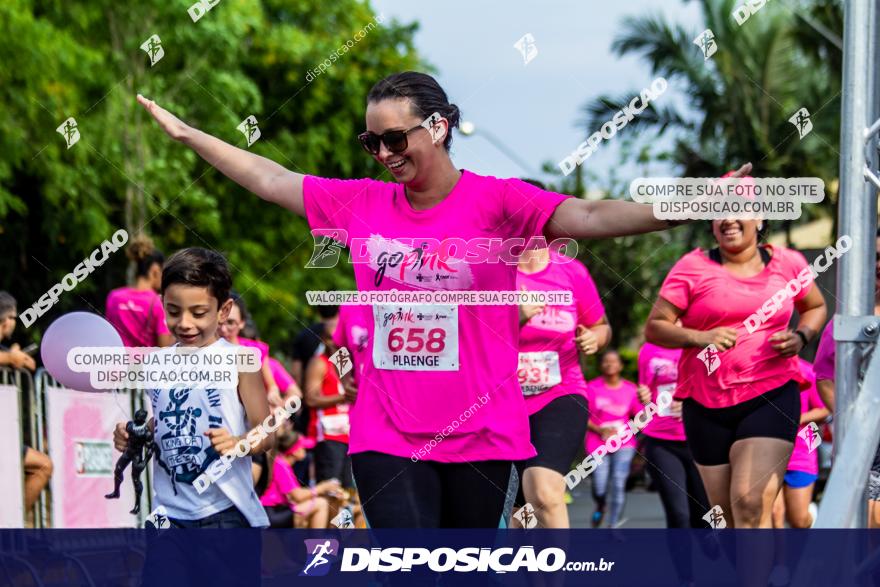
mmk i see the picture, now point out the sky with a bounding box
[370,0,706,186]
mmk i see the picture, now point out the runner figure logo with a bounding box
[798,421,822,453]
[703,505,727,529]
[140,34,164,66]
[513,33,538,65]
[789,108,813,139]
[693,29,717,60]
[697,344,721,375]
[514,503,538,529]
[237,115,261,147]
[145,505,171,529]
[306,230,347,269]
[329,347,353,378]
[56,117,80,149]
[301,539,339,576]
[330,507,354,529]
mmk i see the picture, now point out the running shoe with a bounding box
[808,501,818,528]
[591,509,604,528]
[564,491,573,505]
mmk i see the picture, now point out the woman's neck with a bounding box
[133,277,153,291]
[719,243,762,266]
[603,374,621,387]
[518,249,551,274]
[404,159,461,210]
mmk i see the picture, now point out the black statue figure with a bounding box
[105,409,154,514]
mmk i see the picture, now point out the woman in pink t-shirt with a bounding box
[513,246,609,529]
[585,351,641,528]
[637,339,710,532]
[137,71,751,528]
[812,228,880,527]
[771,359,828,528]
[645,218,827,528]
[105,234,173,348]
[218,294,284,407]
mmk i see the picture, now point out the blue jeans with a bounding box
[591,447,635,527]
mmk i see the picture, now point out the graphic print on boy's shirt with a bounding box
[152,386,224,495]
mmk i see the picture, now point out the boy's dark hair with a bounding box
[367,72,461,151]
[0,292,16,318]
[161,248,232,307]
[317,305,339,319]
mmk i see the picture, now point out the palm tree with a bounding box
[579,0,842,243]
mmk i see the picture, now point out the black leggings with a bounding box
[351,451,513,528]
[643,436,709,528]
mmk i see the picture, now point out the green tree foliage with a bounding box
[0,0,423,350]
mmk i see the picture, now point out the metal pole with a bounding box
[833,0,877,528]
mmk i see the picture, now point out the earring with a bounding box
[758,224,764,231]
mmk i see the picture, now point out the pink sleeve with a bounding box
[273,459,296,494]
[269,358,294,391]
[813,323,835,381]
[302,176,378,243]
[808,380,826,410]
[629,384,643,416]
[151,295,170,335]
[571,261,605,326]
[637,347,651,387]
[784,248,812,302]
[500,178,569,241]
[332,307,347,350]
[658,254,699,311]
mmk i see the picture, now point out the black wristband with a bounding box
[795,330,809,347]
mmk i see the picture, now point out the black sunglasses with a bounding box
[358,112,442,155]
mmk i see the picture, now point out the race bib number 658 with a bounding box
[372,304,459,371]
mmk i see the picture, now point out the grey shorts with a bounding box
[870,444,880,501]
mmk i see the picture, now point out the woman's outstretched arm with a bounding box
[137,95,306,216]
[545,163,752,240]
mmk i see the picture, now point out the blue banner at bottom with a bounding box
[2,529,880,586]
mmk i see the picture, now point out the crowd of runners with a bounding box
[3,71,874,538]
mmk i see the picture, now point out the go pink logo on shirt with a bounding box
[305,229,578,277]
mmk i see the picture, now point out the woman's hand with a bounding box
[637,384,652,405]
[599,426,617,441]
[137,94,192,142]
[574,325,599,355]
[769,330,804,357]
[695,327,738,351]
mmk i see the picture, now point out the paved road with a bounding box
[569,479,667,529]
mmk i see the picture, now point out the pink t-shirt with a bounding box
[105,287,170,347]
[303,170,568,462]
[333,305,372,383]
[659,246,811,409]
[238,337,269,365]
[638,342,686,441]
[260,457,300,509]
[813,322,835,381]
[787,359,826,475]
[585,377,642,453]
[269,358,295,392]
[517,253,604,415]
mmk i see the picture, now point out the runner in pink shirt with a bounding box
[218,295,283,408]
[812,228,880,527]
[137,71,751,528]
[645,217,827,528]
[105,234,173,348]
[637,340,710,531]
[770,359,828,529]
[512,244,609,529]
[585,351,641,528]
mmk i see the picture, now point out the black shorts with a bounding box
[314,439,354,488]
[264,504,294,528]
[682,380,800,466]
[516,393,589,476]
